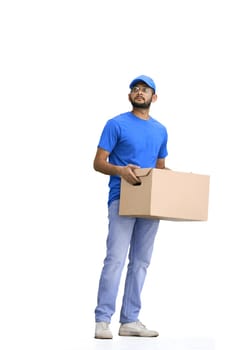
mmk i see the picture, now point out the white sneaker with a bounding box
[119,321,159,337]
[95,322,113,339]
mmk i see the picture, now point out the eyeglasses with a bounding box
[130,86,152,94]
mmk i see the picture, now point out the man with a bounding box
[93,75,168,339]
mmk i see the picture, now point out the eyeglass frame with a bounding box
[130,85,155,94]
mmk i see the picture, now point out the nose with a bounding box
[137,88,143,95]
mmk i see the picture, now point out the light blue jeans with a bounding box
[95,199,160,324]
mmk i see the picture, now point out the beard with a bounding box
[129,96,152,109]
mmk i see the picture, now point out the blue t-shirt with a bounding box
[97,111,168,206]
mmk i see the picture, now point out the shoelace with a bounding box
[136,321,146,328]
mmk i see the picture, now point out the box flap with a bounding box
[134,168,152,177]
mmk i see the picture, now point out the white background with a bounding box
[0,1,232,349]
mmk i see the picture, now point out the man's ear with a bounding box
[152,94,158,102]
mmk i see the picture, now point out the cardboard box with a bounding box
[119,168,210,221]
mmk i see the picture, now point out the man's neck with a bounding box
[131,108,150,120]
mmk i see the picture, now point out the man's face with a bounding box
[128,83,155,109]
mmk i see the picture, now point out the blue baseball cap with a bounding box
[129,75,156,92]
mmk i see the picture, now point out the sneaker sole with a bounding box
[95,335,113,339]
[119,331,159,337]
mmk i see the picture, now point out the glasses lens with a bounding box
[131,86,150,93]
